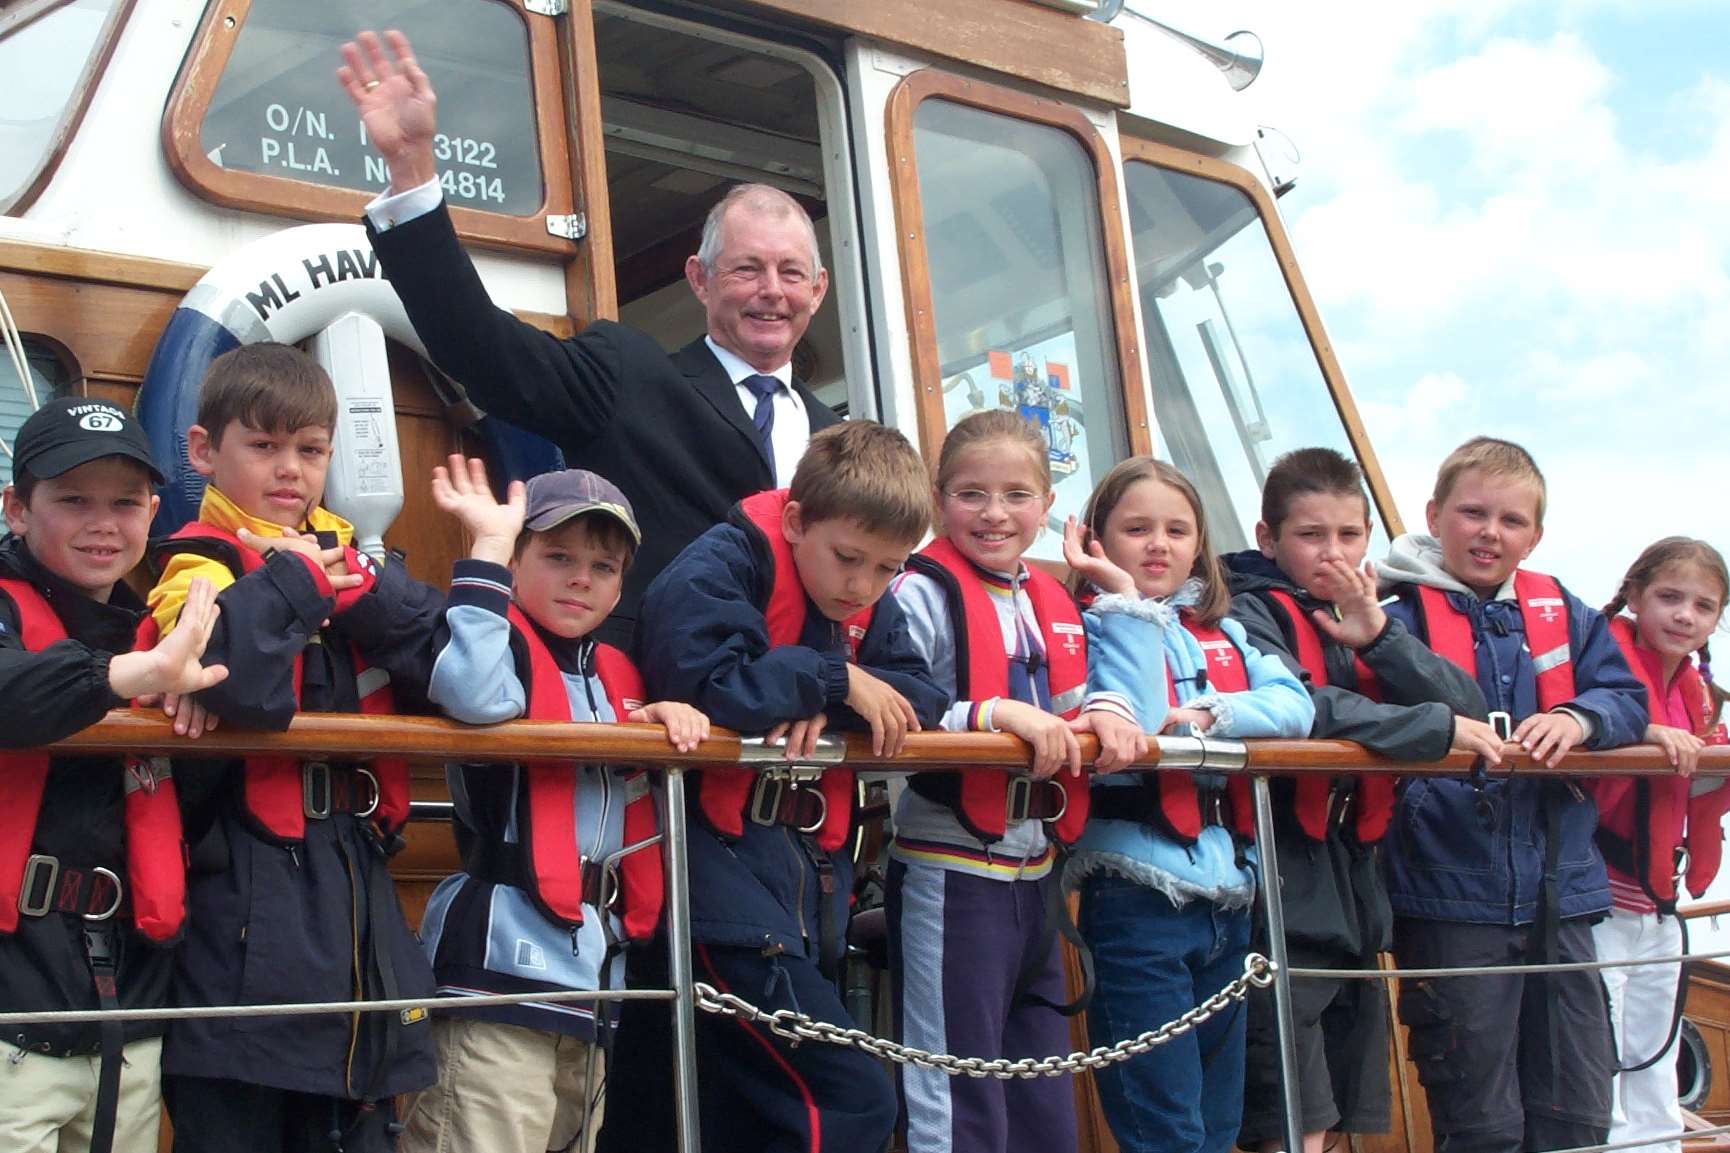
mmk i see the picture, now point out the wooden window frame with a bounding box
[162,0,578,258]
[884,69,1150,469]
[2,0,137,217]
[1119,136,1404,535]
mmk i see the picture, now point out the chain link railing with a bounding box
[692,953,1274,1079]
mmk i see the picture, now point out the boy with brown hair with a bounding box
[1222,447,1502,1153]
[598,421,948,1153]
[1376,436,1647,1153]
[0,397,226,1153]
[403,456,708,1153]
[147,343,443,1153]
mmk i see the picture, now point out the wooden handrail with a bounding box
[41,709,1730,778]
[1680,899,1730,921]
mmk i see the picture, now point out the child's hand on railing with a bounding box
[1450,716,1506,766]
[1072,709,1150,774]
[844,666,922,757]
[992,699,1081,779]
[431,454,526,566]
[1161,706,1216,736]
[1513,710,1587,769]
[767,712,829,761]
[1062,516,1136,597]
[1646,722,1705,777]
[1309,559,1387,651]
[630,701,712,754]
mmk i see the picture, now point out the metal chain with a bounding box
[693,953,1274,1079]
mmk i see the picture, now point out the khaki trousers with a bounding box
[400,1017,603,1153]
[0,1036,163,1153]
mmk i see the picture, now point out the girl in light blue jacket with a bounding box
[1062,457,1313,1153]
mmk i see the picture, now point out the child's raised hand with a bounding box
[630,701,712,754]
[1062,516,1135,596]
[766,712,829,761]
[1072,708,1150,774]
[1310,560,1387,651]
[845,665,922,757]
[238,528,366,591]
[992,699,1082,780]
[1512,710,1587,769]
[111,577,230,704]
[1450,715,1506,766]
[431,454,525,566]
[1646,722,1705,777]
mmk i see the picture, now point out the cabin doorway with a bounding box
[592,3,869,416]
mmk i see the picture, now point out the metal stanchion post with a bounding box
[1252,772,1305,1153]
[662,767,701,1153]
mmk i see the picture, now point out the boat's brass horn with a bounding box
[1090,2,1264,92]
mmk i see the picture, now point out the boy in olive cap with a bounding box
[403,457,707,1153]
[0,397,226,1153]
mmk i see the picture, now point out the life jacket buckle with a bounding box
[1488,711,1513,741]
[749,775,786,828]
[354,768,381,819]
[795,789,829,836]
[1007,776,1034,824]
[83,868,123,923]
[303,762,333,820]
[18,854,58,918]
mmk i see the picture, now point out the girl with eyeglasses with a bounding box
[885,409,1146,1153]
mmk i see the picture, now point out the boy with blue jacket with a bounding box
[404,457,707,1153]
[1378,437,1647,1153]
[597,421,948,1153]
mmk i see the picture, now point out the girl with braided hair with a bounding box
[1591,536,1728,1153]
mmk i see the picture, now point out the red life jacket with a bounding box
[149,523,411,842]
[1591,615,1730,909]
[1158,617,1256,842]
[1264,589,1397,844]
[904,537,1090,845]
[504,606,664,941]
[695,489,865,853]
[0,579,187,942]
[1412,571,1577,709]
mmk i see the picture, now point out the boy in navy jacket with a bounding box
[1377,437,1646,1153]
[0,398,226,1153]
[147,345,443,1153]
[598,421,948,1153]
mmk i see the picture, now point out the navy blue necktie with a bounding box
[741,373,780,472]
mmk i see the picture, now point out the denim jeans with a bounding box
[1078,875,1251,1153]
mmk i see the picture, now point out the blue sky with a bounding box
[1184,0,1730,610]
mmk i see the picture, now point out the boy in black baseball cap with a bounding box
[0,396,227,1153]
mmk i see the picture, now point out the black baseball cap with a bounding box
[12,397,164,484]
[523,469,640,544]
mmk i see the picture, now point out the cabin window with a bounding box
[593,5,869,416]
[0,340,74,488]
[910,98,1128,556]
[1124,158,1379,552]
[198,0,541,213]
[0,0,129,214]
[165,0,575,254]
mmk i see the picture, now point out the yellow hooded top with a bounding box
[147,485,355,637]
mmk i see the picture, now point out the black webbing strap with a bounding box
[1013,855,1094,1017]
[83,925,123,1153]
[813,848,841,981]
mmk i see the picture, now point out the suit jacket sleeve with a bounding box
[366,203,631,449]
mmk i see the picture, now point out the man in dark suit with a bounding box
[339,30,841,645]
